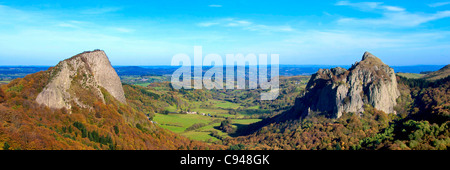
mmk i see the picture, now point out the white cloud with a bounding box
[428,2,450,7]
[0,4,47,24]
[198,22,219,27]
[55,20,87,28]
[198,18,294,32]
[225,19,252,27]
[270,30,450,65]
[382,6,405,12]
[208,5,222,8]
[0,5,190,65]
[335,1,382,11]
[335,1,405,12]
[336,1,450,27]
[80,7,121,15]
[338,10,450,27]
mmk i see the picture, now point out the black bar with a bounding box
[1,150,447,169]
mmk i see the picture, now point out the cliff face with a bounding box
[36,50,126,111]
[292,52,400,118]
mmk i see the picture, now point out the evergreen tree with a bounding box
[3,142,10,150]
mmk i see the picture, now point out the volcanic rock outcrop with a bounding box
[291,51,400,118]
[36,50,126,111]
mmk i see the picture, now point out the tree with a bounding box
[219,119,234,133]
[161,110,169,115]
[3,142,10,150]
[228,109,237,115]
[114,125,120,135]
[0,88,4,103]
[229,144,246,150]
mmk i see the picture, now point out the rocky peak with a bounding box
[362,51,377,60]
[36,50,126,111]
[356,51,386,68]
[290,52,400,118]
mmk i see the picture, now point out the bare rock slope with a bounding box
[36,50,126,110]
[291,51,400,118]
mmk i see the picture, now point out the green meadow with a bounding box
[0,80,10,84]
[153,97,263,142]
[397,73,425,79]
[153,113,261,142]
[134,83,151,87]
[146,76,309,143]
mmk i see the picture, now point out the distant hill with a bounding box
[391,65,445,74]
[0,66,49,80]
[421,64,450,81]
[1,65,445,81]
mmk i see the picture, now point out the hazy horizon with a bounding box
[0,64,447,67]
[0,64,446,75]
[0,0,449,66]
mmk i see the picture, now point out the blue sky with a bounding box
[0,0,449,66]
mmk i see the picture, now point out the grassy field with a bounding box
[246,105,259,109]
[165,105,178,112]
[397,73,424,79]
[134,83,151,87]
[0,80,10,85]
[120,75,170,86]
[153,112,261,142]
[212,100,242,109]
[144,76,308,143]
[153,113,214,133]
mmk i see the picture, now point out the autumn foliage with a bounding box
[223,76,450,150]
[0,66,449,150]
[0,69,224,150]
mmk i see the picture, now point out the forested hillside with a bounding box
[223,75,450,150]
[1,64,448,150]
[0,69,223,150]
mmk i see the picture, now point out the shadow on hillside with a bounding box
[230,109,303,137]
[229,124,249,137]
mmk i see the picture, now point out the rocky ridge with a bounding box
[291,51,400,118]
[36,50,126,111]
